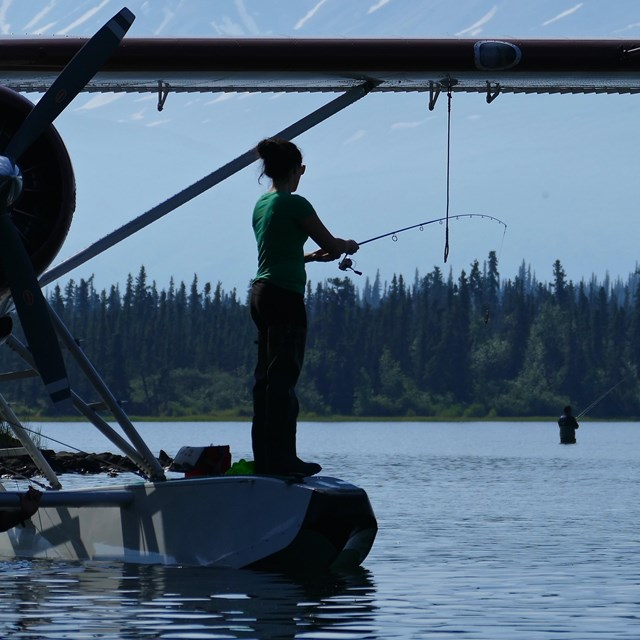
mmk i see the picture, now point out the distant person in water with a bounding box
[558,405,579,444]
[250,138,358,477]
[0,486,42,532]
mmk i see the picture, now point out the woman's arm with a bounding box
[301,212,358,262]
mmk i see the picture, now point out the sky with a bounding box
[4,0,640,296]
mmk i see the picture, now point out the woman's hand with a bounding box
[343,239,359,255]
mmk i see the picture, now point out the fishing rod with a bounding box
[576,378,626,420]
[338,213,508,275]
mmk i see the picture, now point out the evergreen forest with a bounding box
[2,251,640,420]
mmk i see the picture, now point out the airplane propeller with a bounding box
[0,7,135,408]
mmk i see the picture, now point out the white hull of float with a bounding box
[0,475,377,570]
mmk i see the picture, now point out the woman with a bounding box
[250,138,358,476]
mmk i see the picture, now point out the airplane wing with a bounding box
[1,37,640,96]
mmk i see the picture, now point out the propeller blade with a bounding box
[0,7,135,409]
[4,7,135,162]
[0,209,70,407]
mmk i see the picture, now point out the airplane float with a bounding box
[0,6,637,569]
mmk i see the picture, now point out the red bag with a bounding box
[170,445,232,477]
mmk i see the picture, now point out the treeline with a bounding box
[2,254,640,419]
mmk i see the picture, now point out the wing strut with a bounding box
[0,392,61,489]
[40,82,377,286]
[47,305,166,481]
[6,319,165,482]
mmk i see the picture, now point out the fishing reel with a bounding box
[338,255,362,276]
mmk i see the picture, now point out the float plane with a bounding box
[0,6,636,568]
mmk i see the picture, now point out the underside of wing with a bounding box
[2,37,640,95]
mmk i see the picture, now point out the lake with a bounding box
[0,420,638,639]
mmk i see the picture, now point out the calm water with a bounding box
[0,420,639,639]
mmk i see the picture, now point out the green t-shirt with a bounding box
[252,191,314,295]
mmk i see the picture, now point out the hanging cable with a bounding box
[444,82,453,263]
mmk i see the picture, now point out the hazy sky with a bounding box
[6,0,640,295]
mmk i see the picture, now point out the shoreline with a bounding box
[9,415,633,423]
[0,449,145,479]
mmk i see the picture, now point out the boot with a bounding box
[270,457,322,477]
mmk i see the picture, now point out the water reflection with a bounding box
[0,560,378,639]
[8,422,640,638]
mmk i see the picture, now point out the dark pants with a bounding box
[250,280,307,473]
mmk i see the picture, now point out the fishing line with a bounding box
[339,80,507,276]
[576,377,626,419]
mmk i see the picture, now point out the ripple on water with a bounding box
[1,421,640,638]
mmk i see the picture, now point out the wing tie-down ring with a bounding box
[429,77,458,111]
[486,81,501,103]
[157,80,170,112]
